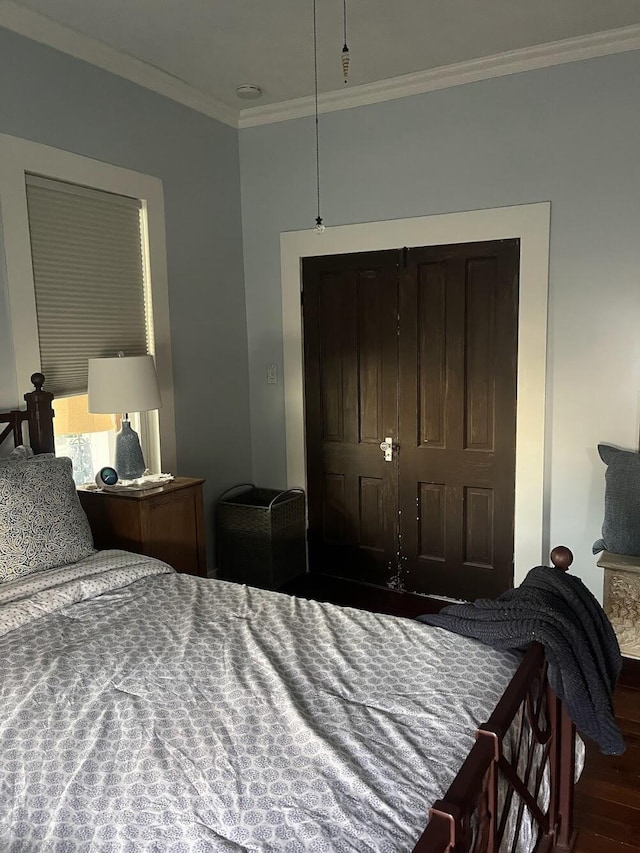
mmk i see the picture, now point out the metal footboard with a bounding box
[413,642,577,853]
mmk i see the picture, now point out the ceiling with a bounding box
[2,0,640,127]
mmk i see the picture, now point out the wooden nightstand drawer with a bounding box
[79,477,207,577]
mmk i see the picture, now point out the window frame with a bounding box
[0,133,176,474]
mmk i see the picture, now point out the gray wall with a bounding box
[0,27,252,563]
[240,51,640,599]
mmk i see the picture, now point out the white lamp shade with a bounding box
[88,355,162,414]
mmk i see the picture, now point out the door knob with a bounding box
[379,437,393,462]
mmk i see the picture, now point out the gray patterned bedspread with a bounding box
[1,551,522,852]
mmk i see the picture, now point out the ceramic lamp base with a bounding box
[115,420,146,479]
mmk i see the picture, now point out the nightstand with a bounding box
[598,550,640,660]
[78,477,207,577]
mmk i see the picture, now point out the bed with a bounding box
[0,374,590,852]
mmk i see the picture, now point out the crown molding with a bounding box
[1,1,639,132]
[239,23,640,128]
[0,0,239,128]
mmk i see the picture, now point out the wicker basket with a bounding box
[216,485,306,589]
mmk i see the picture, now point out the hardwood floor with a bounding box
[574,657,640,852]
[281,572,640,852]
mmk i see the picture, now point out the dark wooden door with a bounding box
[398,242,519,599]
[302,240,519,600]
[302,251,400,586]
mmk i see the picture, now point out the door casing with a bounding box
[281,203,550,587]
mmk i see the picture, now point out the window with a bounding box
[24,176,153,483]
[52,395,118,485]
[0,133,176,476]
[25,175,151,396]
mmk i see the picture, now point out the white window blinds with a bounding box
[25,174,150,397]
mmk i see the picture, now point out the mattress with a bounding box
[0,551,524,852]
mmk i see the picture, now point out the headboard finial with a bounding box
[30,372,45,392]
[23,374,55,455]
[550,546,573,572]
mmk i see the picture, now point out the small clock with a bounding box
[96,466,119,488]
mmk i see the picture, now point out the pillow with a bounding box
[593,444,640,557]
[0,455,95,582]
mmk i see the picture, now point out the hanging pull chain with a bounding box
[342,0,350,83]
[313,0,324,232]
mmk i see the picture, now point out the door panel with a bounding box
[399,241,519,599]
[303,240,519,600]
[418,260,447,447]
[418,482,446,560]
[302,251,399,586]
[465,257,496,450]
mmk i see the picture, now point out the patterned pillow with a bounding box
[593,443,640,557]
[0,455,95,582]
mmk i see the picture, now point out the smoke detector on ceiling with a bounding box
[236,84,263,100]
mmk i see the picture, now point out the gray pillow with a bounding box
[593,444,640,557]
[0,455,95,583]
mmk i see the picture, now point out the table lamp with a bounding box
[88,354,162,479]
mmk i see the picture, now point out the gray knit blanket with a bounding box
[418,566,625,755]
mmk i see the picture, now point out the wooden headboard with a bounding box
[0,373,55,455]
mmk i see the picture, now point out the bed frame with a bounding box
[414,548,577,852]
[1,375,578,853]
